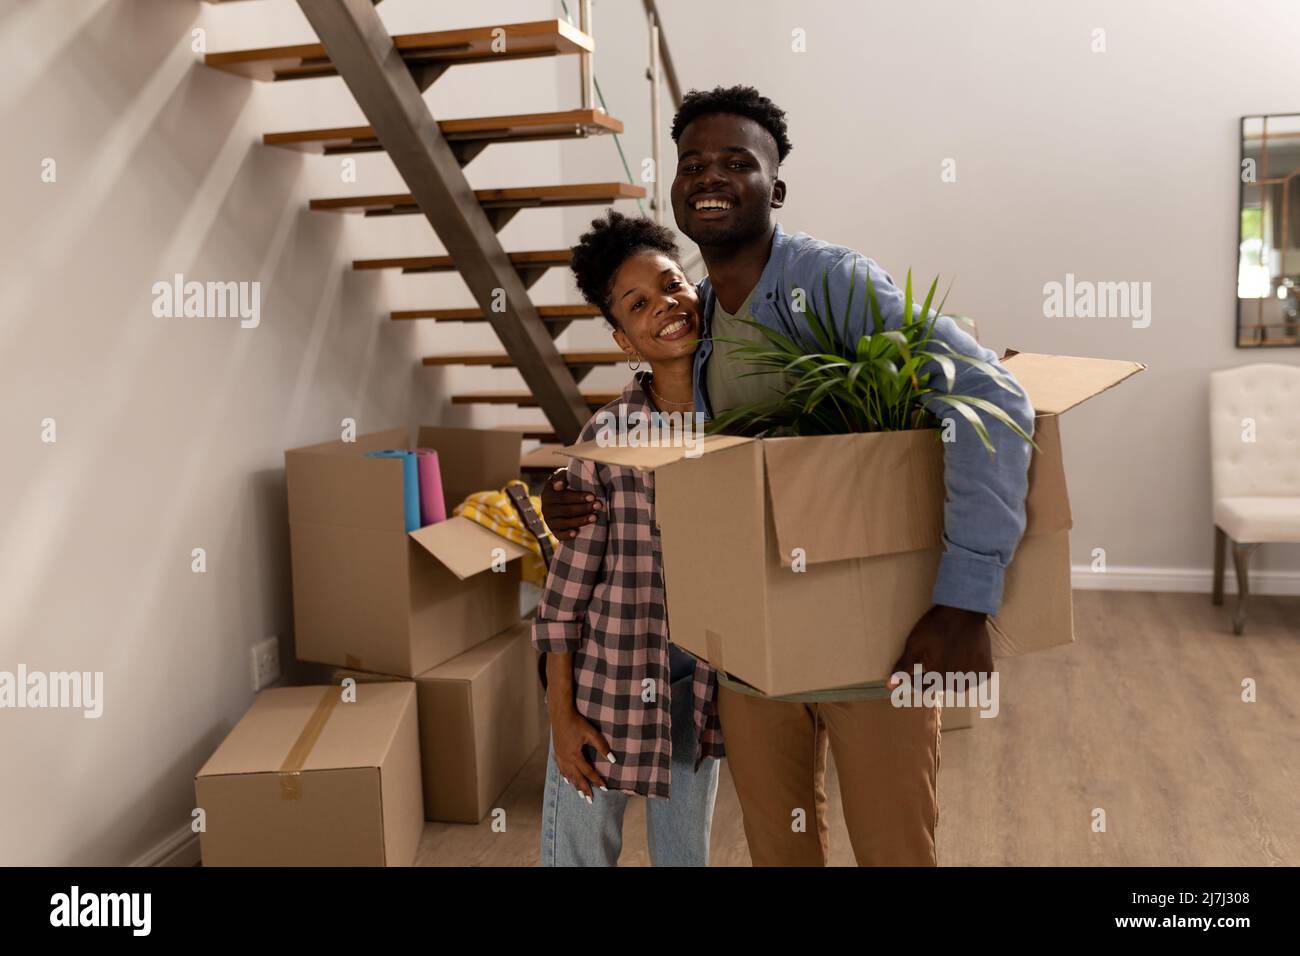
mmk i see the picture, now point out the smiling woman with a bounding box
[567,211,701,405]
[529,210,722,868]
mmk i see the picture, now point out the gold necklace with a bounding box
[647,380,694,409]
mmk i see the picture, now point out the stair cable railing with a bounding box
[559,0,704,277]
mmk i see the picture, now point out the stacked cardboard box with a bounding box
[335,617,544,824]
[285,426,530,676]
[195,682,423,866]
[195,426,544,865]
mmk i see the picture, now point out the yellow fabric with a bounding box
[453,480,557,586]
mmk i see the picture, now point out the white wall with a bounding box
[0,0,632,866]
[570,0,1300,584]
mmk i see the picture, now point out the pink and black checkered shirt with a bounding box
[533,372,724,798]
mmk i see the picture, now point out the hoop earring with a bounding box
[627,354,641,371]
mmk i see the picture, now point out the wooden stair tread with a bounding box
[453,391,619,408]
[205,19,592,82]
[392,304,601,322]
[355,248,571,273]
[493,424,560,441]
[520,444,569,471]
[266,110,622,154]
[423,349,623,367]
[310,182,645,216]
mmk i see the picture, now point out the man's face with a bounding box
[671,112,785,248]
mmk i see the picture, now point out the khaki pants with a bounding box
[717,686,941,866]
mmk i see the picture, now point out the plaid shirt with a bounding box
[533,372,724,798]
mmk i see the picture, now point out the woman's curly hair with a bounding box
[570,211,682,326]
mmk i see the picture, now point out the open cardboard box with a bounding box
[563,352,1145,697]
[286,426,531,677]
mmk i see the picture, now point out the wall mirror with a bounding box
[1238,113,1300,347]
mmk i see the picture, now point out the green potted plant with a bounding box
[707,269,1036,455]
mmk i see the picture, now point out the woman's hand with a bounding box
[550,706,614,802]
[545,651,616,801]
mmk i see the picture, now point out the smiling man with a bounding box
[543,85,1035,866]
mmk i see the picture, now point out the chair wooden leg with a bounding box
[1212,526,1226,606]
[1231,540,1260,635]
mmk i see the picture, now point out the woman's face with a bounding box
[606,251,700,363]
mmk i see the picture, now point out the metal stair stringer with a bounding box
[296,0,591,443]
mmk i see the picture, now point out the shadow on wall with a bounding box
[228,466,334,689]
[3,0,195,136]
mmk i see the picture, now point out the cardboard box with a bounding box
[194,682,423,866]
[286,426,530,677]
[335,618,544,824]
[564,352,1145,697]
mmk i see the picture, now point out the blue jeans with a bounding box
[541,650,719,866]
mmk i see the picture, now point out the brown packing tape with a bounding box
[278,686,341,801]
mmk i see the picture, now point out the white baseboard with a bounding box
[131,822,201,867]
[1071,565,1300,596]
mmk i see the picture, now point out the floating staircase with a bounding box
[204,6,643,453]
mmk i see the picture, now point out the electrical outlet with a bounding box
[250,636,281,692]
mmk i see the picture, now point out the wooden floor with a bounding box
[415,591,1300,866]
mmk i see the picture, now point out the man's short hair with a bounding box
[670,84,793,163]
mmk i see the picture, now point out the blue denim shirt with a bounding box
[692,224,1035,615]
